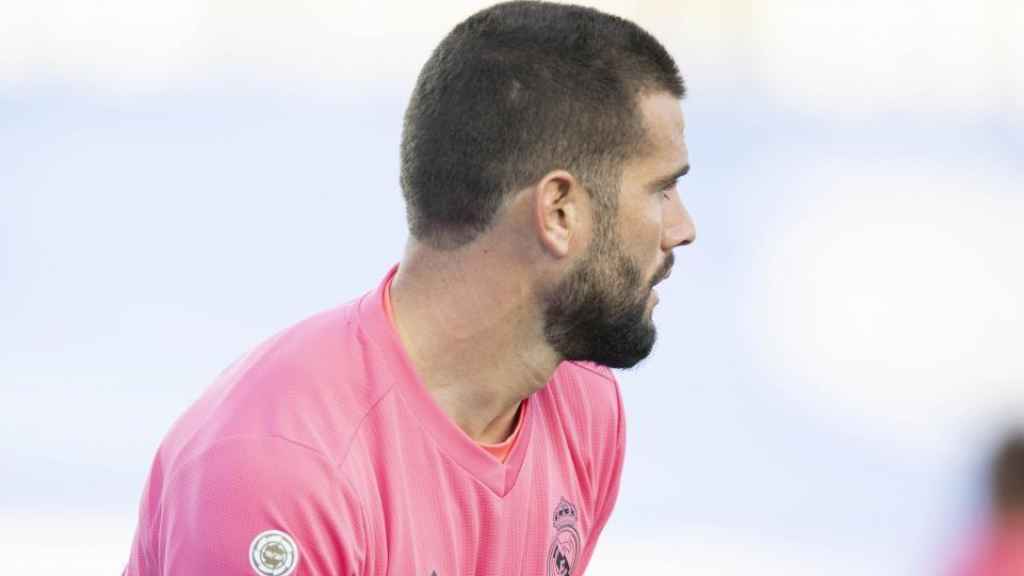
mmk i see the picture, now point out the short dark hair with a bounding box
[400,0,685,249]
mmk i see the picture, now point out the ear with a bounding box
[532,169,588,258]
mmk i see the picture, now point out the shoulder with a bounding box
[131,291,397,573]
[160,294,392,481]
[538,361,625,458]
[149,435,367,574]
[564,360,618,387]
[564,360,617,382]
[546,360,623,425]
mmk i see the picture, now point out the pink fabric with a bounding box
[952,518,1024,576]
[124,264,626,575]
[383,271,525,464]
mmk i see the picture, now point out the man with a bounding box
[124,1,694,574]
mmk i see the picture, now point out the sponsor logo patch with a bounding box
[249,530,299,576]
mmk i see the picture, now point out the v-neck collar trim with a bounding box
[356,263,534,497]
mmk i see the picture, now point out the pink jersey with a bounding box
[124,264,626,576]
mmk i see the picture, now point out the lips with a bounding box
[652,253,675,288]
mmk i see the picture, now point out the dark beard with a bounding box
[542,233,658,369]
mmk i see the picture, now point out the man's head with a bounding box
[540,89,692,367]
[400,1,695,367]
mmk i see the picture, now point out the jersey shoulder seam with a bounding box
[566,360,617,383]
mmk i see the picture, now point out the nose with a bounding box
[662,191,696,250]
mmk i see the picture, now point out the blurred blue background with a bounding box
[2,1,1021,573]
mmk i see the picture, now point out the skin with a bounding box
[389,90,695,444]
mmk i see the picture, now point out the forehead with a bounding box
[634,91,687,167]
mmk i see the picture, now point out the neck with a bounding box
[389,240,561,444]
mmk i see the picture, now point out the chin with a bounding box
[596,325,658,369]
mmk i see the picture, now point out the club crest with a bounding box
[547,498,581,576]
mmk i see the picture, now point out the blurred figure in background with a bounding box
[953,430,1024,576]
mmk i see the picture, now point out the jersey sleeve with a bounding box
[153,435,367,575]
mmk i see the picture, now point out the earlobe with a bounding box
[533,171,579,258]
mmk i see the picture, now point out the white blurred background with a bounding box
[1,0,1022,573]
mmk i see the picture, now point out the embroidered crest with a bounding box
[249,530,299,576]
[547,498,581,576]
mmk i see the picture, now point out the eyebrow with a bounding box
[649,164,690,192]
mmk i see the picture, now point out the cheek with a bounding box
[636,200,667,277]
[617,213,661,279]
[614,194,664,269]
[623,194,662,238]
[637,197,665,251]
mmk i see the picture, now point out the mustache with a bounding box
[650,252,675,288]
